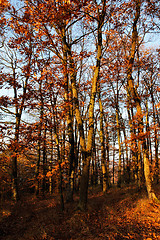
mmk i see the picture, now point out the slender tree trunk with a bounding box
[137,137,142,189]
[112,132,116,185]
[150,94,159,184]
[122,124,130,184]
[12,126,19,201]
[49,127,53,194]
[116,107,122,187]
[93,126,98,186]
[53,115,64,211]
[98,89,107,192]
[105,119,110,188]
[42,118,47,195]
[35,81,43,195]
[127,103,138,183]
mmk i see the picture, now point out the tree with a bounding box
[0,0,159,208]
[0,37,32,200]
[126,0,158,201]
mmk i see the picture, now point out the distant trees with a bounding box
[0,0,159,208]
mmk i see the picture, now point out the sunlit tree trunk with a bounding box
[67,1,106,209]
[126,0,158,201]
[150,94,159,184]
[143,141,157,201]
[143,65,159,183]
[98,88,107,192]
[79,6,106,208]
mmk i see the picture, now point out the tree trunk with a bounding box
[54,116,64,211]
[116,107,122,188]
[150,94,159,184]
[126,0,158,200]
[42,118,47,195]
[49,127,53,194]
[35,80,43,196]
[112,132,116,185]
[143,142,158,201]
[12,154,19,201]
[98,89,107,192]
[62,28,75,202]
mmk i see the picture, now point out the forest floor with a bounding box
[0,184,160,240]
